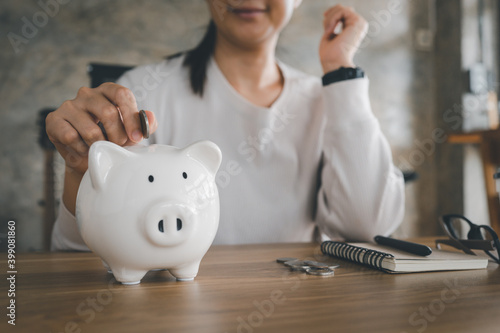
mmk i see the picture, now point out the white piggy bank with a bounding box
[76,140,222,284]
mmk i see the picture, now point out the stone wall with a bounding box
[1,0,491,251]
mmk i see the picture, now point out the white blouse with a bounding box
[51,55,404,250]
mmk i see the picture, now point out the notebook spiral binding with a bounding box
[321,241,395,272]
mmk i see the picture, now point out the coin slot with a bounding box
[177,218,182,231]
[158,220,164,233]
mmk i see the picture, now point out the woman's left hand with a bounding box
[319,5,368,74]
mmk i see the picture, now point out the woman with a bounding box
[47,0,404,250]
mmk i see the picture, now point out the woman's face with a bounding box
[207,0,302,48]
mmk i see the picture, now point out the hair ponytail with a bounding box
[182,20,217,97]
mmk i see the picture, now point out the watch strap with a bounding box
[322,67,365,86]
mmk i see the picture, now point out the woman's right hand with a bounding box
[46,82,157,175]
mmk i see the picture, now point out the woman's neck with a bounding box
[213,35,284,108]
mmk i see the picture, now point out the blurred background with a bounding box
[0,0,499,252]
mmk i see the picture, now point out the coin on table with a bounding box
[276,257,298,264]
[305,267,335,276]
[139,109,149,139]
[284,260,310,271]
[283,260,307,267]
[303,260,340,270]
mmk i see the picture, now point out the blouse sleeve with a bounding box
[51,202,89,251]
[315,77,405,241]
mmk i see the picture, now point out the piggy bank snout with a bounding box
[144,201,197,247]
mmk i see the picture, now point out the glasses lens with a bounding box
[479,227,494,241]
[447,216,471,239]
[480,227,499,262]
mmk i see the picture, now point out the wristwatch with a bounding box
[322,66,365,86]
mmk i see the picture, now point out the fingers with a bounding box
[97,82,143,143]
[63,103,108,147]
[323,5,366,36]
[74,86,129,145]
[122,110,158,147]
[46,107,89,156]
[46,109,90,174]
[319,5,368,73]
[46,82,151,174]
[144,110,158,134]
[323,6,347,33]
[70,82,144,144]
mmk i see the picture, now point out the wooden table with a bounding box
[1,241,499,333]
[448,129,500,232]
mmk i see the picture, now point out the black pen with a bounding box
[374,235,433,256]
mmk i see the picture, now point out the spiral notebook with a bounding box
[321,241,489,273]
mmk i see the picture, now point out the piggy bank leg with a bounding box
[101,260,113,274]
[169,261,201,281]
[110,266,148,285]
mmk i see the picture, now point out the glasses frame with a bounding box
[436,214,500,264]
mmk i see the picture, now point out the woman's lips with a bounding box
[228,6,267,19]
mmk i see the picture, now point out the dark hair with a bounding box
[182,20,217,97]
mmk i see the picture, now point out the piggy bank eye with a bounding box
[148,175,154,183]
[182,172,188,179]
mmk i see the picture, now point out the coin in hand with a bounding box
[139,109,149,139]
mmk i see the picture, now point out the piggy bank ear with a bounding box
[88,141,134,191]
[184,140,222,176]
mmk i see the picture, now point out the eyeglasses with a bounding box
[435,214,500,264]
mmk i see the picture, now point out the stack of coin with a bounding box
[303,260,340,270]
[276,257,338,276]
[276,257,298,264]
[305,267,336,276]
[283,260,309,272]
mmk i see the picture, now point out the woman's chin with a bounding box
[225,26,275,47]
